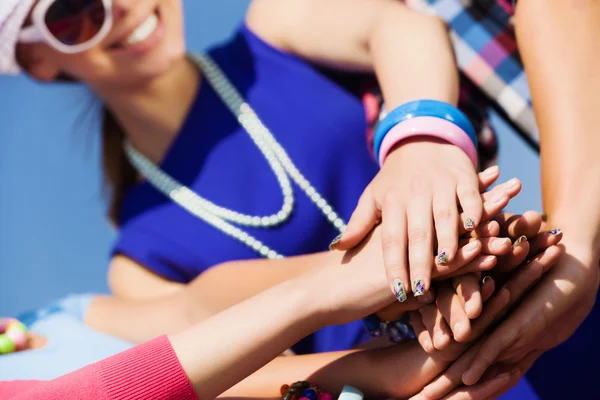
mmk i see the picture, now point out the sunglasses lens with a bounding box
[45,0,107,46]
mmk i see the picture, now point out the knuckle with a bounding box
[383,190,402,208]
[409,176,428,195]
[434,206,455,222]
[458,186,480,200]
[408,228,431,244]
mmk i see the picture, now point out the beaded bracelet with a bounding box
[281,381,332,400]
[373,99,478,166]
[0,317,28,354]
[363,313,415,343]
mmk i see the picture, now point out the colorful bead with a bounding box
[0,317,28,354]
[302,388,318,400]
[318,392,333,400]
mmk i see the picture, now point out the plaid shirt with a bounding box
[365,0,538,169]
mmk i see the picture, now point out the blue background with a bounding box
[0,2,543,397]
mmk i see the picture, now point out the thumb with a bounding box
[332,188,379,251]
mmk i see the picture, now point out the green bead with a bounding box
[0,335,16,354]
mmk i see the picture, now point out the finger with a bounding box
[418,342,484,400]
[432,306,453,351]
[443,255,497,279]
[453,274,482,319]
[419,304,442,352]
[433,240,482,278]
[494,211,542,240]
[490,177,521,199]
[480,276,495,302]
[433,188,460,264]
[376,293,432,321]
[475,237,512,256]
[440,371,518,400]
[477,166,500,191]
[410,310,435,353]
[492,236,531,276]
[471,220,500,239]
[437,284,472,343]
[381,194,410,303]
[458,190,510,237]
[457,177,483,232]
[407,197,434,297]
[462,246,562,385]
[333,188,378,250]
[528,228,563,257]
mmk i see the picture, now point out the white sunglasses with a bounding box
[19,0,113,54]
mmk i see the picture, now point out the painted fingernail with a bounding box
[464,218,475,230]
[413,278,425,296]
[512,235,528,248]
[549,228,562,235]
[392,279,407,303]
[436,250,449,264]
[329,233,343,250]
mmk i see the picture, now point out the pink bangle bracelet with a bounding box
[378,116,479,167]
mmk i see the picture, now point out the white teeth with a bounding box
[126,13,158,45]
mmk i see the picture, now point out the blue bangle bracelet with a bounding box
[373,99,478,161]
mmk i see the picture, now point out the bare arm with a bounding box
[516,0,600,256]
[246,0,458,108]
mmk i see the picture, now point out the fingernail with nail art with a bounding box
[512,235,528,248]
[437,251,449,264]
[329,233,343,250]
[392,279,407,303]
[549,229,562,235]
[464,218,475,230]
[413,278,425,296]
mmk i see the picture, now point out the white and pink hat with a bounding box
[0,0,37,74]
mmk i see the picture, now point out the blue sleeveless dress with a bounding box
[113,24,379,354]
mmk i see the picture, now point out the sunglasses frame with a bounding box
[18,0,113,54]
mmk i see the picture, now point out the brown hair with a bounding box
[102,108,137,226]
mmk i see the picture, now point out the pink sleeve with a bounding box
[0,336,199,400]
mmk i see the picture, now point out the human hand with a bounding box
[408,243,564,400]
[409,210,560,353]
[346,242,562,400]
[334,164,522,302]
[459,240,598,386]
[333,139,486,300]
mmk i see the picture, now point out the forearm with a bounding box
[88,253,325,343]
[170,279,324,400]
[247,0,459,108]
[516,0,600,252]
[227,340,456,399]
[183,252,328,324]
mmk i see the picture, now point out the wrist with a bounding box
[547,214,600,261]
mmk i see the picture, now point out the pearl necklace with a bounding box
[124,53,346,259]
